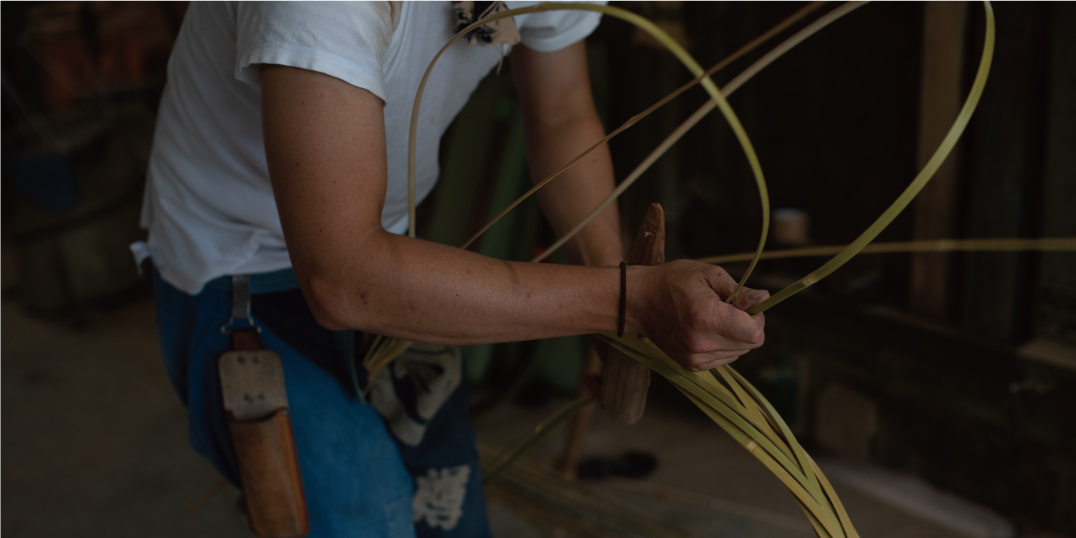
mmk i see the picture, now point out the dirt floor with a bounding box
[1,292,987,537]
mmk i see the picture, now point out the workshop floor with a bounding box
[1,292,982,538]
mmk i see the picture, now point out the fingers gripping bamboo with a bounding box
[601,203,665,424]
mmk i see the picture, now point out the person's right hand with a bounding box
[627,260,768,372]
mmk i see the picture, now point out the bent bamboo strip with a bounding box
[424,3,996,537]
[697,237,1076,265]
[594,329,858,535]
[463,1,827,251]
[595,334,829,509]
[408,4,772,299]
[532,2,866,265]
[748,1,996,315]
[362,336,414,393]
[482,395,593,484]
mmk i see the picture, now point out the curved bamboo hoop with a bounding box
[746,1,995,314]
[698,237,1076,265]
[482,395,593,484]
[403,3,999,536]
[531,2,867,268]
[463,1,829,252]
[408,2,773,295]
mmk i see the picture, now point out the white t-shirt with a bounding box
[137,1,603,295]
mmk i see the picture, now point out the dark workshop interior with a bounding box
[2,2,1074,538]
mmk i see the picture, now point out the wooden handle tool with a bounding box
[600,203,664,424]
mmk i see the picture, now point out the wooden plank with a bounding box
[600,203,665,424]
[909,1,967,321]
[959,3,1052,342]
[1035,2,1076,346]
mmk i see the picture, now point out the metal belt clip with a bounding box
[220,274,260,334]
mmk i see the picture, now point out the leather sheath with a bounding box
[227,409,309,537]
[221,328,309,537]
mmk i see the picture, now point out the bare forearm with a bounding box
[305,229,627,344]
[513,42,622,267]
[262,63,768,371]
[524,115,622,267]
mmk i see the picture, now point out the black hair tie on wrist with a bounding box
[618,262,627,337]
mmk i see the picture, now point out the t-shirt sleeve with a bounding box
[516,1,606,53]
[234,1,397,101]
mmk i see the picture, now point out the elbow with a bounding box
[302,271,352,332]
[295,229,386,333]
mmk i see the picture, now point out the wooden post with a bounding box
[601,203,665,424]
[909,2,968,320]
[554,347,601,480]
[554,204,665,478]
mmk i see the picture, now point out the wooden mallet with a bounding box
[600,203,665,424]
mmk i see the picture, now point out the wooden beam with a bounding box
[909,2,968,321]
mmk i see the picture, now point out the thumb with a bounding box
[734,288,770,311]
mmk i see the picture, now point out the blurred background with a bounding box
[2,2,1074,537]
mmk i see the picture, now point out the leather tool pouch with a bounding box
[220,327,309,537]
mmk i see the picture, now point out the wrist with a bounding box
[623,265,651,336]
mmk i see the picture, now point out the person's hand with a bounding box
[628,260,768,372]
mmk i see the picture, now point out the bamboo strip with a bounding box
[462,1,827,251]
[674,387,844,537]
[725,367,825,518]
[747,1,996,315]
[806,454,859,538]
[414,4,997,537]
[408,3,761,240]
[483,395,594,484]
[484,451,695,538]
[696,237,1076,265]
[362,336,414,391]
[597,334,820,499]
[532,2,866,265]
[607,336,796,465]
[601,480,811,532]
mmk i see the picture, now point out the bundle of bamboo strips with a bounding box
[698,238,1076,266]
[597,334,856,537]
[380,3,1004,537]
[481,447,694,538]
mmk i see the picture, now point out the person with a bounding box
[134,2,768,537]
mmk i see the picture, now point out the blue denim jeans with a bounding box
[152,268,491,537]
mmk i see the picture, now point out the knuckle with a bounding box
[686,306,711,332]
[668,259,693,272]
[687,315,706,333]
[684,336,709,355]
[748,328,765,346]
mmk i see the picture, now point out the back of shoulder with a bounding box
[230,1,402,99]
[511,0,606,52]
[234,1,399,49]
